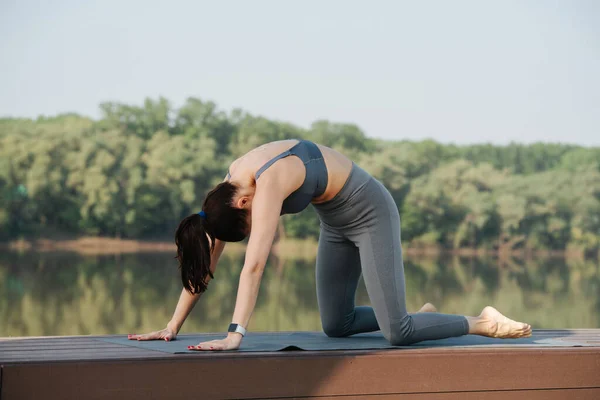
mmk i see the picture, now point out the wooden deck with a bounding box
[1,330,600,400]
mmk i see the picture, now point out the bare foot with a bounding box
[472,306,532,338]
[417,303,437,313]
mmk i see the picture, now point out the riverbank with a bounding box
[1,237,595,259]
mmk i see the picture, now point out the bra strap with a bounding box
[255,150,292,180]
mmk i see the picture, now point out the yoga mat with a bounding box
[98,331,589,354]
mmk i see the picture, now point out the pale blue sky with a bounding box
[1,0,599,145]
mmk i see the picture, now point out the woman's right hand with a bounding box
[128,327,177,342]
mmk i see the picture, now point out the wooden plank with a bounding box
[2,329,599,364]
[0,347,174,358]
[0,346,596,364]
[0,333,224,342]
[1,342,598,363]
[2,348,599,400]
[0,329,596,348]
[279,388,600,400]
[1,329,596,343]
[0,340,116,351]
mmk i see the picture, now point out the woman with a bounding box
[129,139,531,350]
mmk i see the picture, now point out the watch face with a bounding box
[227,323,246,336]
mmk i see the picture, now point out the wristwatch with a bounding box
[228,323,247,337]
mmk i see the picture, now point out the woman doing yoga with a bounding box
[129,139,531,350]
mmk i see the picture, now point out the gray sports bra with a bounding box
[228,140,329,215]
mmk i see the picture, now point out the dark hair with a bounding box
[175,182,249,294]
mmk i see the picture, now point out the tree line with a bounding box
[1,97,599,255]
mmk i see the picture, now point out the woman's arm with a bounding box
[168,238,226,333]
[190,173,287,351]
[167,238,226,333]
[130,238,226,341]
[229,180,283,331]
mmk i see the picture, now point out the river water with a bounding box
[1,250,598,336]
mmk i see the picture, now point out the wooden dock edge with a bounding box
[2,347,600,400]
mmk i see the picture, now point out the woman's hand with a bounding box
[128,327,177,342]
[188,334,242,351]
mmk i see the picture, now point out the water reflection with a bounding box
[1,251,599,337]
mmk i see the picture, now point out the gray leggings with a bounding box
[313,164,469,345]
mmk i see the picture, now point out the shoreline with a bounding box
[1,237,593,259]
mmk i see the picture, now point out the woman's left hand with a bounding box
[188,334,242,351]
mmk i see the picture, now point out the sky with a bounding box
[1,0,599,145]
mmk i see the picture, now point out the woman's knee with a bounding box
[321,319,351,338]
[385,330,411,346]
[383,317,414,346]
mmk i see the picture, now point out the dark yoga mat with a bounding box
[98,331,588,354]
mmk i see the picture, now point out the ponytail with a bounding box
[175,214,215,294]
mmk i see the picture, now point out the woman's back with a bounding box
[227,139,353,204]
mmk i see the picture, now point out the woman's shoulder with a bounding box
[228,140,302,177]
